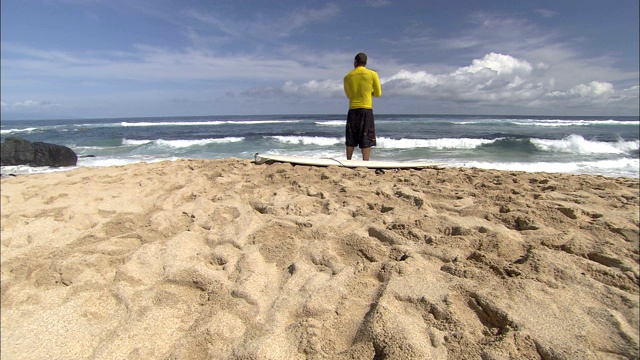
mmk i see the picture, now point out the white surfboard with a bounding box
[254,153,445,169]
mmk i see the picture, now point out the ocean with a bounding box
[1,114,639,178]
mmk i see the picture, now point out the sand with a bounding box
[1,158,638,359]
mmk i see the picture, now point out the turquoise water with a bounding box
[2,114,638,177]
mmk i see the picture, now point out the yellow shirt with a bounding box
[343,66,382,109]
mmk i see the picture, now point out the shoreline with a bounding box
[1,155,639,180]
[2,158,639,359]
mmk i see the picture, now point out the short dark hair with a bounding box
[355,52,367,66]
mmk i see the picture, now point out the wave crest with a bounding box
[531,135,639,154]
[122,137,244,148]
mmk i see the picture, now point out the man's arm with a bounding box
[372,72,382,97]
[343,76,353,99]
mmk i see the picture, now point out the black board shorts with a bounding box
[345,108,376,148]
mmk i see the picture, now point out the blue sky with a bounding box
[1,0,638,120]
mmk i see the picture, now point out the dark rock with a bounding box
[1,137,77,167]
[0,137,34,165]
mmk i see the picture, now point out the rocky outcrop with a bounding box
[1,137,77,167]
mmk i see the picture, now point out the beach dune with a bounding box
[1,159,638,359]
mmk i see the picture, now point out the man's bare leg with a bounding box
[346,146,355,160]
[361,147,371,161]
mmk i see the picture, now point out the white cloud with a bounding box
[620,85,640,100]
[282,79,342,97]
[534,9,557,18]
[14,100,40,107]
[0,99,57,111]
[4,37,637,116]
[365,0,392,7]
[568,81,614,98]
[543,82,638,107]
[452,53,533,76]
[183,3,340,40]
[377,53,545,104]
[282,4,341,34]
[384,70,437,84]
[1,43,335,83]
[278,52,639,112]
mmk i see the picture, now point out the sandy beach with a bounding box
[1,158,638,359]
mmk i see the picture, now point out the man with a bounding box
[343,52,382,161]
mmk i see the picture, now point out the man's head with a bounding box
[354,52,367,67]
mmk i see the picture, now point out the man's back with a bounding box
[343,67,382,109]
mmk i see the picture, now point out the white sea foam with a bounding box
[1,128,39,134]
[452,118,639,127]
[228,120,301,125]
[122,139,153,146]
[122,137,244,148]
[121,120,300,127]
[272,135,499,150]
[531,135,639,154]
[512,119,639,127]
[513,119,640,127]
[3,115,637,179]
[315,120,344,126]
[456,157,640,178]
[270,136,342,146]
[263,149,345,159]
[73,145,123,151]
[156,138,244,148]
[122,121,223,127]
[0,165,74,176]
[377,137,496,149]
